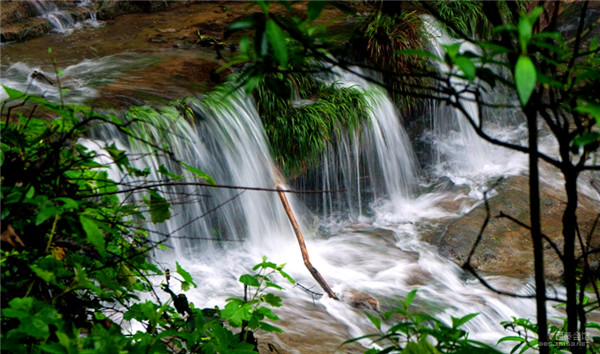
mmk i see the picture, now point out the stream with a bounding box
[2,4,597,353]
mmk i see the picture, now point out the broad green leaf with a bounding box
[573,132,600,147]
[498,335,527,344]
[259,321,283,333]
[395,49,441,61]
[527,6,544,24]
[590,36,598,52]
[221,300,253,327]
[239,35,250,55]
[266,19,288,68]
[80,215,106,256]
[255,0,269,14]
[574,100,600,126]
[54,197,79,211]
[518,16,532,52]
[158,164,183,180]
[180,162,215,185]
[25,186,35,199]
[30,265,56,284]
[36,207,60,225]
[404,289,417,308]
[227,18,257,33]
[263,293,282,307]
[451,313,478,328]
[176,262,197,289]
[455,56,476,81]
[442,43,461,59]
[145,190,171,224]
[366,312,381,330]
[307,0,326,22]
[514,55,536,105]
[239,274,260,287]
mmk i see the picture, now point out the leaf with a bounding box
[30,265,56,284]
[239,35,250,55]
[498,335,527,344]
[526,6,544,24]
[239,274,260,287]
[573,132,600,147]
[454,56,476,81]
[366,312,381,330]
[176,262,197,289]
[36,207,60,225]
[574,100,600,126]
[442,43,461,59]
[158,164,183,180]
[80,215,106,256]
[180,162,215,185]
[221,300,253,327]
[451,313,478,328]
[259,321,283,333]
[25,186,35,199]
[518,16,532,52]
[145,190,171,224]
[266,19,288,68]
[514,55,536,105]
[307,0,326,22]
[404,289,417,308]
[263,293,282,307]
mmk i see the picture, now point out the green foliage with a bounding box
[221,256,295,341]
[499,314,600,353]
[0,88,285,353]
[356,8,430,115]
[344,290,501,353]
[255,69,369,174]
[432,0,492,39]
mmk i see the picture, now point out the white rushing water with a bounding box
[30,0,101,35]
[4,16,580,351]
[76,73,560,352]
[0,54,160,105]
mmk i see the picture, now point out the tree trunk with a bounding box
[563,168,583,353]
[525,105,549,353]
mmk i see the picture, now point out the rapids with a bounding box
[2,7,594,353]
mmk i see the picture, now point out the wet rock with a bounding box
[1,18,52,43]
[343,289,379,310]
[1,1,37,24]
[430,176,600,284]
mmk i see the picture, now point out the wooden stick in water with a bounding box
[276,185,338,300]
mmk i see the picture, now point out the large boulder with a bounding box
[427,176,599,283]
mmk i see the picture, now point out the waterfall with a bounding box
[30,0,100,35]
[77,77,552,351]
[424,17,528,194]
[297,68,420,220]
[86,90,305,261]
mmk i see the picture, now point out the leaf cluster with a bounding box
[344,290,501,353]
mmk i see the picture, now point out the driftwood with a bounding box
[276,185,338,300]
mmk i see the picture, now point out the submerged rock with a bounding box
[342,289,379,310]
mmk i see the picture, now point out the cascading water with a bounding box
[424,17,529,194]
[296,68,420,220]
[77,74,559,352]
[30,0,100,35]
[2,15,574,350]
